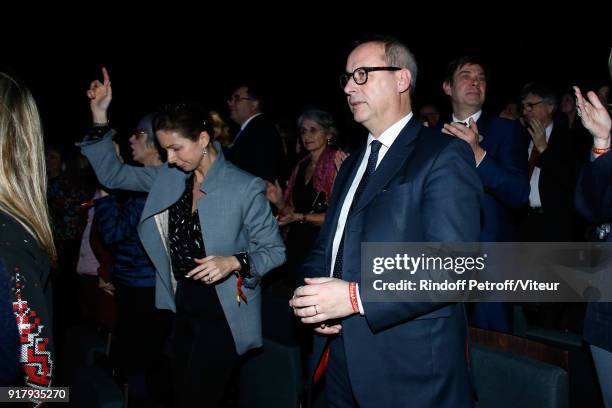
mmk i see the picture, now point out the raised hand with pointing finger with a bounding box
[86,66,112,124]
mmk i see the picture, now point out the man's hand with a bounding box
[334,150,349,171]
[526,118,548,153]
[98,277,115,296]
[289,277,356,324]
[574,86,611,149]
[185,256,240,284]
[442,119,486,164]
[277,211,303,226]
[86,66,112,124]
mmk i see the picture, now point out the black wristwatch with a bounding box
[86,122,111,140]
[234,252,252,279]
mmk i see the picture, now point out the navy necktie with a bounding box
[332,140,382,279]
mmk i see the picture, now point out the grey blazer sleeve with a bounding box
[79,132,160,192]
[241,177,286,288]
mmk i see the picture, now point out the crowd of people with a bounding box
[1,36,611,407]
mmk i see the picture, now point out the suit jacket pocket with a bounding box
[377,182,415,202]
[413,305,452,320]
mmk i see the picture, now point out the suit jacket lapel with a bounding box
[199,142,227,196]
[232,114,263,147]
[140,165,188,222]
[351,118,422,216]
[477,113,492,149]
[323,147,365,261]
[328,148,364,224]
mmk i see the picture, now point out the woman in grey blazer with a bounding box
[80,68,285,407]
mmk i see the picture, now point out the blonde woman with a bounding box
[209,110,233,148]
[0,71,56,397]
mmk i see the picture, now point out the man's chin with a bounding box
[465,97,484,106]
[352,111,368,123]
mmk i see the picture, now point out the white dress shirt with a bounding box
[452,110,482,127]
[330,113,413,314]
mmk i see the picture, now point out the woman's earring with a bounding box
[202,147,208,156]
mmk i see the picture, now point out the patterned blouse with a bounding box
[168,174,207,279]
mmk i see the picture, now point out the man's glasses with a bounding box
[521,100,546,112]
[228,95,254,103]
[340,66,401,88]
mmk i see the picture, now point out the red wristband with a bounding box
[593,146,611,155]
[349,282,359,313]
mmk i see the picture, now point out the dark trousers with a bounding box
[172,279,238,407]
[326,336,358,408]
[112,284,169,377]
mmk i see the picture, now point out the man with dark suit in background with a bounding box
[441,56,530,333]
[226,83,285,183]
[518,82,581,330]
[290,36,482,408]
[518,82,578,243]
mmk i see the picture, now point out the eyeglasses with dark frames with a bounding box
[228,94,254,103]
[340,66,401,88]
[521,100,547,112]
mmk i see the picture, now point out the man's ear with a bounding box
[250,99,261,114]
[442,80,452,97]
[398,69,412,93]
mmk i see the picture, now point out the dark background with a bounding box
[2,17,610,148]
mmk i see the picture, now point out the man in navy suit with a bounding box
[441,56,530,333]
[290,36,482,407]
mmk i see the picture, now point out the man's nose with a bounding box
[344,76,357,95]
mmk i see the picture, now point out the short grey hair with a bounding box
[297,109,339,140]
[354,35,418,94]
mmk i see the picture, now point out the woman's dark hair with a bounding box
[153,102,215,141]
